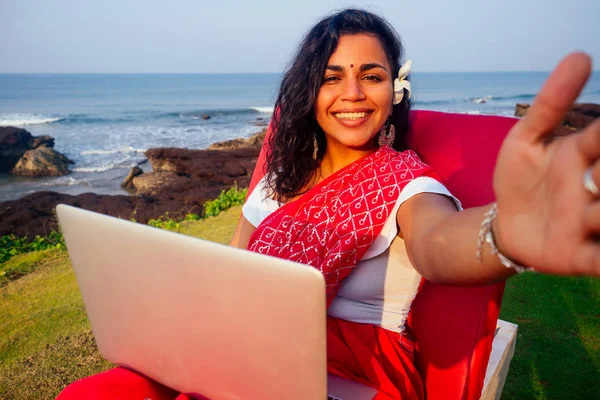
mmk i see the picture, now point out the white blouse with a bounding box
[243,176,462,333]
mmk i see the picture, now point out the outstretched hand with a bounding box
[493,52,600,277]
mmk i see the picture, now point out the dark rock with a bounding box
[132,171,192,197]
[0,191,204,239]
[515,103,599,131]
[144,153,177,173]
[117,144,260,206]
[145,146,258,179]
[28,135,55,149]
[208,129,266,150]
[0,127,35,172]
[0,127,61,173]
[11,146,74,177]
[515,103,530,118]
[564,103,600,130]
[121,166,144,190]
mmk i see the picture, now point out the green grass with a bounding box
[170,205,241,240]
[500,273,600,399]
[0,249,58,287]
[0,206,241,399]
[1,204,598,399]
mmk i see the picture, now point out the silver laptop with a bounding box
[56,204,377,400]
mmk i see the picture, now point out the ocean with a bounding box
[1,72,599,202]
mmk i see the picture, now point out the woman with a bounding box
[230,8,600,399]
[59,8,599,400]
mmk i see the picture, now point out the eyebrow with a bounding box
[325,63,389,73]
[360,63,388,72]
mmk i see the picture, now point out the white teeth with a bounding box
[335,112,368,120]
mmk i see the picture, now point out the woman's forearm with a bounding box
[399,194,518,285]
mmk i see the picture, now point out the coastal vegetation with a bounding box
[0,186,247,271]
[0,230,64,264]
[146,186,248,229]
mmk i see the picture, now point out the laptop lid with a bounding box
[56,204,328,399]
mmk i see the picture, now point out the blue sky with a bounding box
[1,0,598,73]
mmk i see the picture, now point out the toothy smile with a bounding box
[334,112,371,120]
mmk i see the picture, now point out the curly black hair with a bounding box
[266,8,411,201]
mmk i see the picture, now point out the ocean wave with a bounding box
[415,92,537,106]
[413,99,454,106]
[494,93,536,101]
[72,164,117,173]
[0,113,64,126]
[42,177,89,187]
[72,158,144,173]
[81,146,146,156]
[9,108,274,126]
[61,114,136,124]
[250,106,274,114]
[466,95,492,104]
[173,107,275,119]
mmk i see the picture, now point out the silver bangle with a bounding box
[476,203,534,274]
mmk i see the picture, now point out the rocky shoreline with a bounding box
[1,102,598,241]
[515,102,600,136]
[0,129,266,239]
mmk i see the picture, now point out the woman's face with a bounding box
[315,33,394,152]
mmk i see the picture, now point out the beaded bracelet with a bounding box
[476,203,534,274]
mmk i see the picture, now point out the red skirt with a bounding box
[57,317,423,400]
[326,317,423,400]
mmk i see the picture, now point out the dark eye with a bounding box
[363,74,382,82]
[323,75,340,84]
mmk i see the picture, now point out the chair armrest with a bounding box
[480,319,518,400]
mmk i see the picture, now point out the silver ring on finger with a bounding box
[583,167,600,196]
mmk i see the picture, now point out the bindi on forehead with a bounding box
[350,64,354,68]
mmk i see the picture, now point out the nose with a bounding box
[341,77,365,101]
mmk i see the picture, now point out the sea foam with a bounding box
[72,164,118,173]
[467,95,493,104]
[0,114,64,126]
[81,146,146,156]
[251,106,274,114]
[42,177,89,187]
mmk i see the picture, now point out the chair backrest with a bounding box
[406,110,516,400]
[246,110,518,400]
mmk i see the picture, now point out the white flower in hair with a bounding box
[393,60,412,105]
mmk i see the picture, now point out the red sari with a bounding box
[57,146,432,400]
[248,146,432,399]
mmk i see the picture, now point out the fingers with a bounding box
[515,52,592,144]
[577,119,600,162]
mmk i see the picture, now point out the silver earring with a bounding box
[313,134,318,160]
[378,121,395,147]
